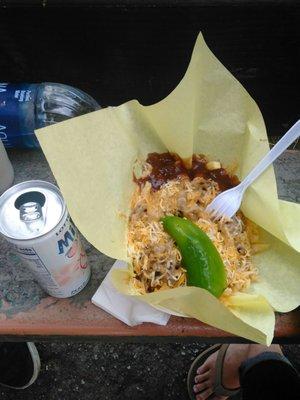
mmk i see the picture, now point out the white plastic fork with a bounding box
[206,119,300,220]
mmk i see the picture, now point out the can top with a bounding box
[0,180,66,240]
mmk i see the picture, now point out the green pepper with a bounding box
[161,216,227,297]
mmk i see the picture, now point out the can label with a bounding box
[0,83,39,148]
[13,214,90,298]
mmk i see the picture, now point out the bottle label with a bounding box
[0,83,38,148]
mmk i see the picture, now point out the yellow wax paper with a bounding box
[36,33,300,345]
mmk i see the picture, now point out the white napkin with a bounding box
[92,260,170,326]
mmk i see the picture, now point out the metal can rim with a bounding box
[0,180,67,241]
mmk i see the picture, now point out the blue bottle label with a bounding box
[0,83,39,148]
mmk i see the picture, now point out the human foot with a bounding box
[192,344,282,400]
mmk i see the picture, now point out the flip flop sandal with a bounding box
[187,344,240,399]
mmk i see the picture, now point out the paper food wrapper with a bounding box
[36,33,300,345]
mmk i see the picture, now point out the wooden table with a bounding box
[0,149,299,343]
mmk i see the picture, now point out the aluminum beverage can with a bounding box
[0,180,91,298]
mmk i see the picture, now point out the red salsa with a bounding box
[135,152,239,191]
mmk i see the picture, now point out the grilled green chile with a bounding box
[161,216,227,297]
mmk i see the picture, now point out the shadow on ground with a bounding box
[0,343,299,400]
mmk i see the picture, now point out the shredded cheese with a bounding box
[128,160,261,296]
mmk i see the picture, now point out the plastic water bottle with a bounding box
[0,82,100,148]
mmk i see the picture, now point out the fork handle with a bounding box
[240,120,300,191]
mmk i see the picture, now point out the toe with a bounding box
[196,363,210,375]
[195,387,213,400]
[195,371,210,383]
[193,381,210,394]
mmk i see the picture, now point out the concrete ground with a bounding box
[0,343,299,400]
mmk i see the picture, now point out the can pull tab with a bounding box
[15,191,46,235]
[20,202,45,233]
